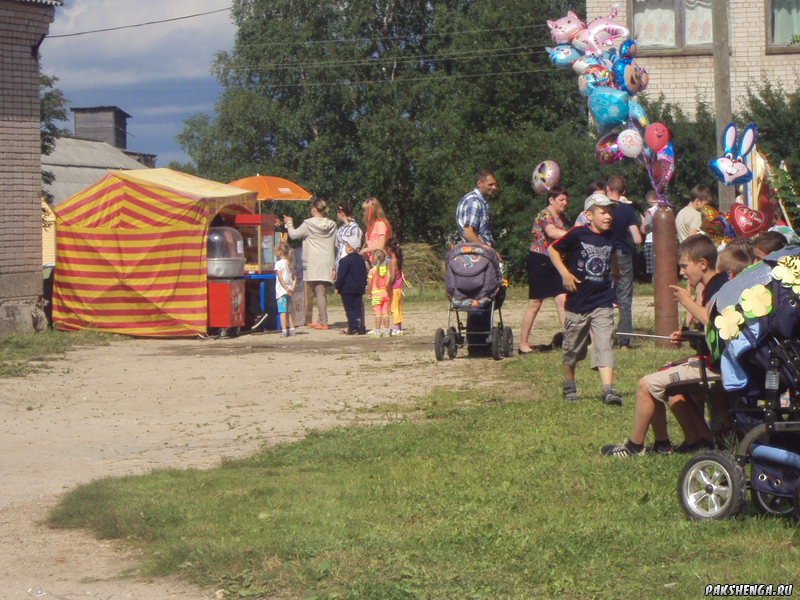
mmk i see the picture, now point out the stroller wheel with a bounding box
[752,490,794,517]
[490,326,504,361]
[678,450,746,520]
[446,327,458,359]
[434,328,446,361]
[502,326,514,358]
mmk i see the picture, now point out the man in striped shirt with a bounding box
[456,169,499,247]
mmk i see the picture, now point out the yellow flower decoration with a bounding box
[772,256,800,287]
[714,306,744,341]
[739,284,773,318]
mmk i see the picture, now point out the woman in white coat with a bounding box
[284,198,336,329]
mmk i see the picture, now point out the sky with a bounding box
[41,1,237,167]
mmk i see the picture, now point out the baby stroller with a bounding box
[678,247,800,521]
[433,243,513,361]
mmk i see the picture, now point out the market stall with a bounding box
[229,175,313,330]
[52,168,257,337]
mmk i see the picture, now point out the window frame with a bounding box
[765,0,800,54]
[627,0,713,57]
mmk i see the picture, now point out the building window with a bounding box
[771,0,800,46]
[630,0,712,50]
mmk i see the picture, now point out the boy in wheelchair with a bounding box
[602,236,753,457]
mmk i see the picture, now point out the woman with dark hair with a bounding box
[284,197,336,329]
[360,196,392,259]
[335,202,363,270]
[519,185,570,354]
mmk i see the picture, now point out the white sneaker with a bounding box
[392,328,403,336]
[368,329,380,337]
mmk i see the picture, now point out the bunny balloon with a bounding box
[708,123,759,186]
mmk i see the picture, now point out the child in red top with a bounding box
[367,249,392,336]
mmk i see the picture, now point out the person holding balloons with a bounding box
[518,185,570,354]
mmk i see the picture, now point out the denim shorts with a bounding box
[277,295,292,314]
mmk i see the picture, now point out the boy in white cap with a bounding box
[547,193,623,405]
[334,233,368,335]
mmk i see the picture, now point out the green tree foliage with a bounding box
[181,2,800,278]
[40,73,69,226]
[40,73,69,191]
[178,0,594,274]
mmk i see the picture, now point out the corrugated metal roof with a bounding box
[43,137,148,206]
[14,0,63,6]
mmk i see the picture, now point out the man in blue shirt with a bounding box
[456,169,499,355]
[456,169,498,247]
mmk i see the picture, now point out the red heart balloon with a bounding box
[730,203,771,238]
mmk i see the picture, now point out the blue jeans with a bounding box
[614,249,634,347]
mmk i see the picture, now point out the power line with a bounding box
[216,44,544,73]
[223,66,561,89]
[47,6,233,39]
[227,23,548,50]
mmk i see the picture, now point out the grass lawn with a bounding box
[0,329,115,378]
[47,340,800,598]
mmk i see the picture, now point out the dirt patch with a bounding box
[0,296,652,598]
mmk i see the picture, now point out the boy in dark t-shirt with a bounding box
[548,193,622,405]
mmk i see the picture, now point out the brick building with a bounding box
[587,1,800,118]
[0,0,60,335]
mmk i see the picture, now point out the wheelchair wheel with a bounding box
[752,490,794,517]
[794,487,800,523]
[446,326,458,359]
[502,326,514,358]
[490,326,504,360]
[678,450,746,520]
[434,328,446,361]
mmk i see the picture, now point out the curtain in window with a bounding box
[633,0,677,48]
[685,0,712,45]
[773,0,800,45]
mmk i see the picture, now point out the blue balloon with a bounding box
[627,98,649,130]
[546,44,582,69]
[588,87,630,129]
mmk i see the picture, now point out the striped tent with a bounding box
[53,168,257,337]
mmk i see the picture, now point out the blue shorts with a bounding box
[277,295,292,313]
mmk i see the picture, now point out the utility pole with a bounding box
[713,0,735,211]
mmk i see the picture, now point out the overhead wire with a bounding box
[212,65,562,89]
[228,22,549,49]
[47,6,233,38]
[216,44,546,72]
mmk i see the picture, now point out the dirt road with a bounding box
[1,299,552,599]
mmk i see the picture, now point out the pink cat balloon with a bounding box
[571,8,630,56]
[547,11,585,44]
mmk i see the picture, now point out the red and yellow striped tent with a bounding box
[53,168,257,337]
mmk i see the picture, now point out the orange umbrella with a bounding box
[228,174,312,201]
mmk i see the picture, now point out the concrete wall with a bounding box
[0,0,56,335]
[586,1,800,118]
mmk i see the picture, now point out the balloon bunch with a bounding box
[545,8,676,202]
[706,122,779,238]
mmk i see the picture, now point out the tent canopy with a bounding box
[52,168,257,337]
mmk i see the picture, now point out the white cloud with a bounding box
[41,0,236,90]
[39,0,237,166]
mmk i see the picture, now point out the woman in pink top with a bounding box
[360,196,392,260]
[519,185,571,354]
